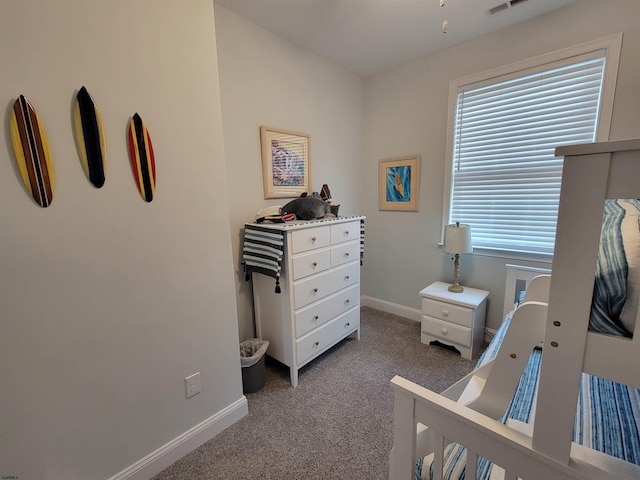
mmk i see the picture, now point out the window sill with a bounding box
[438,243,553,265]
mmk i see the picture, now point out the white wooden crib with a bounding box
[389,139,640,480]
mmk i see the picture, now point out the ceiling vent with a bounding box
[488,0,528,15]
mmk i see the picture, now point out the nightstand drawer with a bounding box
[422,298,473,328]
[291,226,330,253]
[422,315,471,348]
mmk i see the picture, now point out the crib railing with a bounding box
[388,375,634,480]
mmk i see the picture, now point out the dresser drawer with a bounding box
[292,248,331,280]
[296,308,359,364]
[422,298,474,328]
[421,315,471,348]
[330,221,360,244]
[293,262,360,309]
[330,240,360,267]
[291,226,330,253]
[294,285,359,337]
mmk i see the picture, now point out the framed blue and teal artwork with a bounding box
[379,156,420,211]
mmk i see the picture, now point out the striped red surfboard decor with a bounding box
[73,86,107,188]
[127,113,156,202]
[9,95,55,207]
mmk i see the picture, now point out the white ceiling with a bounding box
[213,0,579,76]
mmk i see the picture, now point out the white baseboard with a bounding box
[360,295,421,322]
[108,396,248,480]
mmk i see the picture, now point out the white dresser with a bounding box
[249,216,364,387]
[419,281,489,360]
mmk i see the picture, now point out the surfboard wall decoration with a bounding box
[10,95,56,207]
[127,113,156,202]
[73,86,107,188]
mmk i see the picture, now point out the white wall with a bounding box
[214,6,365,341]
[362,0,640,330]
[0,1,245,479]
[214,0,640,338]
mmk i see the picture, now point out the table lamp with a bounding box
[444,222,472,293]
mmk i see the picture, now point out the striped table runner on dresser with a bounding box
[242,224,286,293]
[360,218,365,265]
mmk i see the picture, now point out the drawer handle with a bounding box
[441,328,448,336]
[312,262,318,268]
[345,322,350,327]
[344,230,349,235]
[442,309,449,317]
[345,275,350,281]
[344,252,349,258]
[312,288,318,294]
[311,236,317,243]
[345,299,350,304]
[313,315,319,321]
[314,341,320,347]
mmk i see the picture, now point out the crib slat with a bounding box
[466,449,478,479]
[390,384,417,480]
[433,431,445,480]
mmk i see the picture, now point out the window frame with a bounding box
[441,33,623,261]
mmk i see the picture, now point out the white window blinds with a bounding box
[448,53,607,255]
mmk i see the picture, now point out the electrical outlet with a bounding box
[185,372,201,399]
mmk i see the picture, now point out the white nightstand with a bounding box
[419,281,489,360]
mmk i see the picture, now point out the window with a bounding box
[443,34,622,257]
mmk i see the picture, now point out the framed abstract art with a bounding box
[379,155,420,211]
[260,126,311,199]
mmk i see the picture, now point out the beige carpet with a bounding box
[152,306,482,480]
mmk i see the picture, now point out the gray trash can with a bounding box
[240,338,269,393]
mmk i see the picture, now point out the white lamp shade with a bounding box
[444,223,472,254]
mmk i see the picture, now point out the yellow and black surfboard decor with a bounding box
[127,113,156,202]
[73,86,106,188]
[9,95,55,207]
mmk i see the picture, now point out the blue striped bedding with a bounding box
[590,199,640,336]
[416,199,640,478]
[416,313,640,480]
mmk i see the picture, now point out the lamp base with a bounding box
[449,253,464,293]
